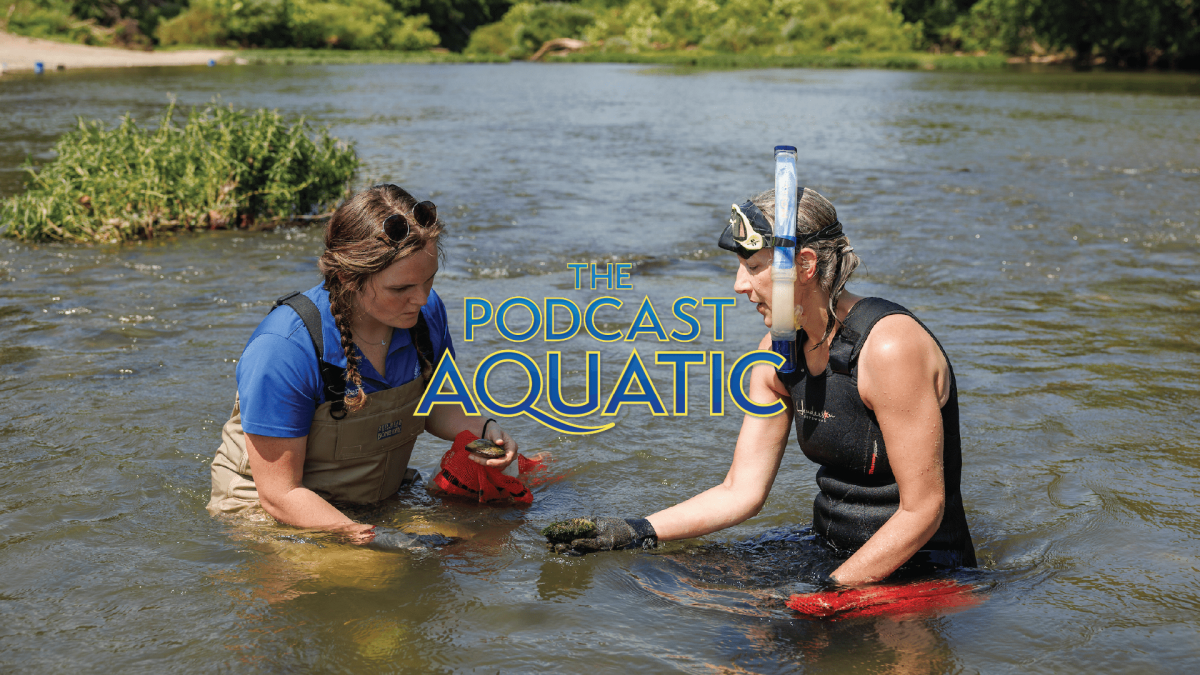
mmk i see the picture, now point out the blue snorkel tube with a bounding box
[771,145,799,374]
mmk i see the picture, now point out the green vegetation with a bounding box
[0,101,358,243]
[466,0,919,59]
[2,1,1197,68]
[898,0,1200,68]
[462,0,1198,68]
[2,0,192,48]
[560,48,1006,70]
[154,0,441,50]
[230,47,506,64]
[1,0,512,51]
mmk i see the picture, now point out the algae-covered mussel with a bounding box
[466,438,507,459]
[541,518,598,543]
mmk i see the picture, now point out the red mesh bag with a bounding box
[787,579,980,620]
[433,431,543,506]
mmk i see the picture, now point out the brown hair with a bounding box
[750,188,860,348]
[318,184,444,413]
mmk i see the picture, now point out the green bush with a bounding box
[155,0,440,49]
[940,0,1031,54]
[465,1,597,57]
[467,0,918,58]
[462,20,515,55]
[5,0,179,47]
[154,4,230,45]
[773,0,919,52]
[0,101,359,243]
[4,0,99,44]
[290,0,440,49]
[154,0,290,46]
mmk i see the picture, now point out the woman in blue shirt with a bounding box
[208,184,517,543]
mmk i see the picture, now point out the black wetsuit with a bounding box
[778,297,976,567]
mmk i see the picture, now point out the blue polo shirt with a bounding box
[236,283,454,438]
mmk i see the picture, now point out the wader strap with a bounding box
[272,291,348,419]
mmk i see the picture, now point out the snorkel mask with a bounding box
[717,197,845,259]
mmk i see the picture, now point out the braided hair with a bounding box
[317,184,444,413]
[749,188,861,349]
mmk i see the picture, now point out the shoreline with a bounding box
[5,32,1194,79]
[234,47,1008,71]
[0,31,230,73]
[0,31,1006,74]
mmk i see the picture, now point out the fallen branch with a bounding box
[529,38,587,62]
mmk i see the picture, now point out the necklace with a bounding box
[355,330,391,347]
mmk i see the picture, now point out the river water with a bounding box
[2,63,1198,673]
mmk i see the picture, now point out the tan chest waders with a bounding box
[207,292,434,515]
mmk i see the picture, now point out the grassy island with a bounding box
[0,102,358,244]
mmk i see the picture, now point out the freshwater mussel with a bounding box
[466,438,506,459]
[541,518,598,543]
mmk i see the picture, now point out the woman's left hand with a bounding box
[425,407,520,471]
[470,421,518,470]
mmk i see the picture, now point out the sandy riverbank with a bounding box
[0,31,231,73]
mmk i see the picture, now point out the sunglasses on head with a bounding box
[380,200,438,245]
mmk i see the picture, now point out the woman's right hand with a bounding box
[543,517,658,553]
[332,521,378,545]
[635,333,793,543]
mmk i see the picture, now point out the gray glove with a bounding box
[542,516,657,554]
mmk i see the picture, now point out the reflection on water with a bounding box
[1,64,1199,672]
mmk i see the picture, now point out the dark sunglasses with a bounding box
[381,200,438,245]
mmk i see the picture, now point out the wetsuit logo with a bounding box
[795,402,833,423]
[377,419,403,440]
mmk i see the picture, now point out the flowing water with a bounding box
[1,63,1199,673]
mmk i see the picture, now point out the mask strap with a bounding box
[798,221,843,249]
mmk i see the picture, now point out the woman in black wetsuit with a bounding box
[548,188,975,587]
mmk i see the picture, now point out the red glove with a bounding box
[433,431,543,505]
[787,579,980,620]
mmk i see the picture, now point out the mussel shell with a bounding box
[466,438,506,459]
[541,518,597,543]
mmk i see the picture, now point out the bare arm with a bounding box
[647,334,793,540]
[830,315,951,585]
[244,432,373,538]
[247,406,519,532]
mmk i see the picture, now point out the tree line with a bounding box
[3,0,1197,68]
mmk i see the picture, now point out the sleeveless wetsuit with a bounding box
[778,297,976,566]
